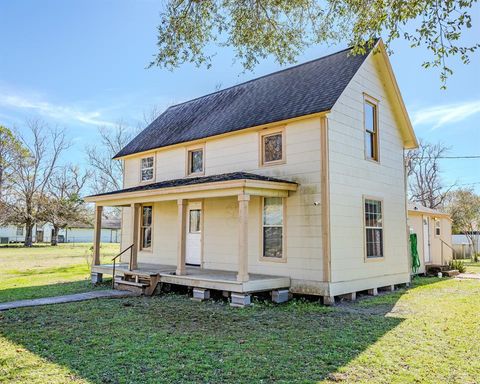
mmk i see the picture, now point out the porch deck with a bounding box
[92,263,291,294]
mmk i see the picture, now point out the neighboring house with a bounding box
[408,203,453,274]
[86,39,418,305]
[452,233,480,259]
[60,219,121,244]
[0,224,49,244]
[0,219,121,244]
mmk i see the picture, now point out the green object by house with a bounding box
[410,233,421,273]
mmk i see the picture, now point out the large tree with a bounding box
[406,139,453,209]
[446,188,480,259]
[151,0,479,86]
[5,120,69,246]
[0,125,26,199]
[86,107,161,195]
[41,165,90,246]
[86,123,136,194]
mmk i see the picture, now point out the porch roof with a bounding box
[85,172,298,206]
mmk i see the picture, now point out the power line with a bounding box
[410,155,480,160]
[438,156,480,159]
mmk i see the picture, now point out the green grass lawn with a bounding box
[0,243,119,303]
[463,259,480,274]
[1,247,480,383]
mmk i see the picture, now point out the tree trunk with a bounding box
[24,222,34,247]
[51,226,59,246]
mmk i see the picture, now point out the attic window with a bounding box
[260,128,285,166]
[187,146,204,175]
[364,96,379,162]
[141,156,154,182]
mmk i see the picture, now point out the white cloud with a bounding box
[412,99,480,129]
[0,92,116,128]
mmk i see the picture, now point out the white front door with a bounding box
[186,202,202,266]
[423,216,431,263]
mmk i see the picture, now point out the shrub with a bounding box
[448,260,466,273]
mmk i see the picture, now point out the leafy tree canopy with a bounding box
[151,0,478,87]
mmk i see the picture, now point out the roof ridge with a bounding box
[168,45,356,110]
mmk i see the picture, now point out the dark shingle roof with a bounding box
[114,46,372,158]
[88,172,297,198]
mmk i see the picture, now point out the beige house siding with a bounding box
[116,47,414,297]
[120,117,326,284]
[327,50,410,295]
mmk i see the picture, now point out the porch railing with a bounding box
[440,239,454,265]
[111,244,134,289]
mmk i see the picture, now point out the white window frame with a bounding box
[140,156,155,183]
[259,126,286,167]
[16,226,23,236]
[364,197,384,261]
[260,197,286,262]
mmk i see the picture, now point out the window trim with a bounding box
[16,226,23,236]
[259,126,286,167]
[186,144,205,176]
[139,155,156,184]
[363,94,380,163]
[140,204,153,251]
[434,219,441,237]
[259,196,287,263]
[363,196,385,262]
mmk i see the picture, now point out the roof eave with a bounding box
[112,110,330,160]
[375,39,419,150]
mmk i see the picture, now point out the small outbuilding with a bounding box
[408,203,453,274]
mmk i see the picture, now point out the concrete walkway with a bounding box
[456,273,480,280]
[0,289,139,311]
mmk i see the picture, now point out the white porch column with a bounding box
[92,205,103,266]
[176,199,187,276]
[237,194,250,282]
[130,203,140,270]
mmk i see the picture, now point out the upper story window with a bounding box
[364,198,383,259]
[16,226,23,236]
[435,219,441,236]
[187,146,204,175]
[260,127,285,166]
[364,96,379,162]
[140,156,154,182]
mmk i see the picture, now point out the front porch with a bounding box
[92,263,291,294]
[86,172,297,302]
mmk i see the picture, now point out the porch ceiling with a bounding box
[84,171,298,206]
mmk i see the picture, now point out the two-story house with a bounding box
[86,39,418,306]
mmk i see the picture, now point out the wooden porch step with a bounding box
[114,279,148,288]
[124,271,159,279]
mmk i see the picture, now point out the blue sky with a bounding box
[1,0,479,192]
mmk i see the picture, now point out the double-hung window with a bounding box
[141,156,154,182]
[262,197,284,259]
[141,205,152,250]
[364,199,383,259]
[364,97,379,161]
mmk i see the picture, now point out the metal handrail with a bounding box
[112,244,134,289]
[440,238,454,264]
[440,238,454,251]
